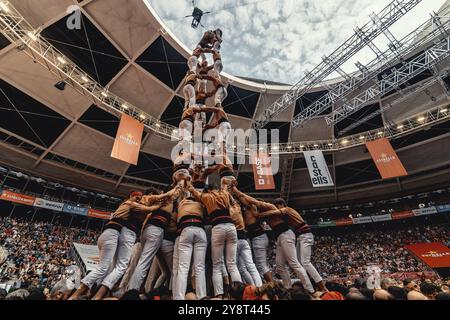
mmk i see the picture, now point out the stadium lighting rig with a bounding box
[292,7,450,128]
[252,0,424,130]
[326,35,450,126]
[1,0,450,156]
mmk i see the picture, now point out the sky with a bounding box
[147,0,447,85]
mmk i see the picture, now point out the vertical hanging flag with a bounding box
[250,151,275,190]
[366,138,407,180]
[111,113,144,165]
[303,150,334,188]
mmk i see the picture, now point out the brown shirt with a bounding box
[142,200,175,228]
[230,202,245,231]
[197,190,231,215]
[253,200,286,229]
[182,107,196,122]
[283,207,305,229]
[177,198,205,222]
[214,108,229,122]
[111,200,153,221]
[184,72,198,86]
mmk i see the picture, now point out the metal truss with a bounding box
[338,67,450,135]
[292,7,450,128]
[326,35,450,125]
[0,1,178,140]
[279,155,296,202]
[252,0,423,129]
[248,103,450,155]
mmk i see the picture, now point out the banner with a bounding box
[303,151,334,188]
[437,204,450,213]
[317,221,336,228]
[73,243,100,272]
[63,204,88,216]
[250,151,275,191]
[366,138,408,180]
[405,243,450,269]
[371,214,392,222]
[111,113,144,165]
[335,217,353,227]
[391,210,414,220]
[33,197,64,212]
[412,207,437,216]
[352,216,373,224]
[88,208,112,220]
[0,190,35,206]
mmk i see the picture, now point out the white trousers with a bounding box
[171,237,180,295]
[118,242,142,293]
[297,233,323,284]
[218,121,232,145]
[214,59,223,74]
[127,225,164,291]
[183,84,196,108]
[275,230,314,293]
[214,87,227,107]
[179,119,193,142]
[251,233,271,277]
[155,239,175,290]
[101,227,136,290]
[188,56,198,73]
[211,223,242,296]
[237,239,263,287]
[81,228,119,289]
[173,227,207,300]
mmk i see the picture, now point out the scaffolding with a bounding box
[292,7,450,128]
[326,35,450,125]
[252,0,423,129]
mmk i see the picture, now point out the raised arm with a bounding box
[128,201,162,215]
[141,187,178,205]
[186,181,203,201]
[256,207,287,218]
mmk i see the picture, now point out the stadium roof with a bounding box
[0,0,450,207]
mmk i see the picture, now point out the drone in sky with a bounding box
[186,1,211,29]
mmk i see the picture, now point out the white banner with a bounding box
[73,243,100,272]
[371,214,392,222]
[352,216,373,224]
[412,207,437,216]
[303,151,334,188]
[33,197,64,212]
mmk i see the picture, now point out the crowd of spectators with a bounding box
[0,215,448,300]
[312,224,449,278]
[0,217,99,293]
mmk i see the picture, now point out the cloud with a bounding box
[148,0,447,85]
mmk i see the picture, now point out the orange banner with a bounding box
[88,209,112,220]
[250,151,275,191]
[366,138,407,180]
[335,217,354,227]
[0,190,35,206]
[111,113,144,165]
[405,243,450,269]
[391,210,414,220]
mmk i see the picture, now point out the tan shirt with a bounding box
[283,207,306,229]
[252,200,286,229]
[111,200,154,221]
[177,198,205,222]
[197,190,231,215]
